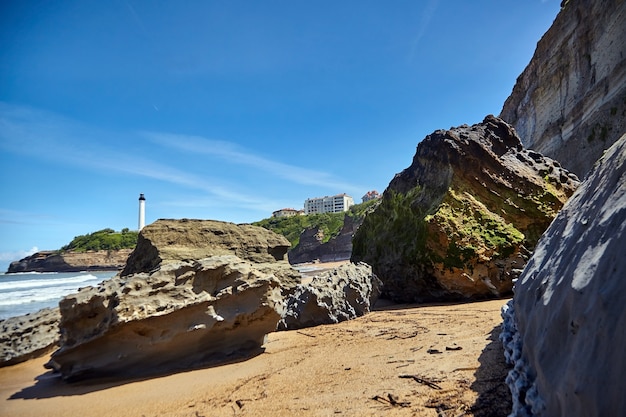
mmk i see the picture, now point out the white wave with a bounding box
[0,280,100,306]
[0,274,99,291]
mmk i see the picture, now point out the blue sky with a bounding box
[0,0,561,270]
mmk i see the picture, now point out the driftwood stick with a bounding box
[399,374,442,390]
[371,394,411,407]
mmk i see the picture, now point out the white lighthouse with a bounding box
[138,193,146,231]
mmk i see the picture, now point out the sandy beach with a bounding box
[0,298,511,417]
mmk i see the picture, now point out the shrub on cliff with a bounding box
[61,228,138,252]
[254,212,343,248]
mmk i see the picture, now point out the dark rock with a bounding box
[352,115,579,303]
[501,133,626,417]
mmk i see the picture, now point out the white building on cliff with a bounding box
[272,208,303,218]
[304,194,354,214]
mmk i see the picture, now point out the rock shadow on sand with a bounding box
[8,346,265,400]
[470,324,512,417]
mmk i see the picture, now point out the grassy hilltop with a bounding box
[61,228,139,252]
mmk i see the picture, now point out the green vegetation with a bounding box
[429,190,525,270]
[353,184,528,274]
[254,200,379,248]
[352,187,431,266]
[254,212,344,248]
[61,228,139,252]
[346,198,380,218]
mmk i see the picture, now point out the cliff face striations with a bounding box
[7,250,133,273]
[352,116,579,303]
[500,0,626,178]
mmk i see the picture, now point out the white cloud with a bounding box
[408,0,439,61]
[0,246,39,263]
[0,102,363,217]
[0,102,282,210]
[144,131,363,194]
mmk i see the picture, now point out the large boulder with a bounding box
[46,255,286,381]
[501,134,626,416]
[121,219,292,276]
[278,262,382,330]
[500,0,626,178]
[352,115,579,302]
[0,308,60,367]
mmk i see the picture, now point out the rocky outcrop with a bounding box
[45,255,286,381]
[278,263,382,330]
[500,0,626,178]
[501,133,626,417]
[0,308,60,367]
[7,250,132,273]
[352,115,579,303]
[121,219,291,276]
[288,213,370,264]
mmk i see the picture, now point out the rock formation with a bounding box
[0,308,60,367]
[288,213,370,264]
[352,115,579,303]
[7,249,132,273]
[278,262,382,330]
[121,219,291,276]
[500,0,626,178]
[501,133,626,417]
[46,255,286,381]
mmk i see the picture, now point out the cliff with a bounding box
[501,133,626,416]
[500,0,626,178]
[255,201,378,265]
[287,211,367,264]
[7,249,133,273]
[352,115,579,302]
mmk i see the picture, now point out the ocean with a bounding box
[0,271,117,321]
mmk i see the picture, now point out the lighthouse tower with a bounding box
[138,193,146,231]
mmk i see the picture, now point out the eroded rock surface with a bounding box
[500,0,626,178]
[278,262,382,330]
[352,115,579,302]
[0,308,60,367]
[46,255,286,381]
[501,134,626,417]
[122,219,291,276]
